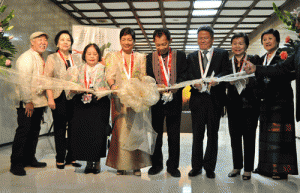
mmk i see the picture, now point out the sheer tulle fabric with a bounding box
[0,66,253,96]
[117,76,159,154]
[1,65,252,154]
[118,76,160,113]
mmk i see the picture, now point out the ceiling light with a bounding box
[186,45,199,49]
[188,30,198,34]
[192,9,217,16]
[194,1,222,9]
[135,43,149,46]
[188,34,198,38]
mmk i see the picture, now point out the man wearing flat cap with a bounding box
[10,32,49,176]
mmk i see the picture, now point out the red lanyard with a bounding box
[84,64,92,89]
[120,50,134,79]
[58,50,74,68]
[158,47,172,86]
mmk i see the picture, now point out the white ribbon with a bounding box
[0,66,254,109]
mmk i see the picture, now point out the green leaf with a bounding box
[0,5,7,13]
[273,3,279,11]
[284,10,291,16]
[6,26,14,31]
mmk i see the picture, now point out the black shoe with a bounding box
[56,163,65,169]
[24,158,47,168]
[228,170,241,177]
[148,166,163,175]
[206,170,215,179]
[66,161,82,168]
[134,169,141,176]
[272,174,288,180]
[93,161,101,174]
[10,164,26,176]
[93,169,101,174]
[242,171,252,180]
[72,163,82,167]
[188,169,202,177]
[117,170,126,175]
[84,168,94,174]
[242,175,251,180]
[253,168,259,173]
[84,162,94,174]
[167,168,181,178]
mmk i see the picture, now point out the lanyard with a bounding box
[158,47,172,86]
[263,50,277,66]
[121,50,134,80]
[231,54,247,74]
[58,50,74,68]
[84,64,99,89]
[198,48,214,78]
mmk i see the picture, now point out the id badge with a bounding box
[82,93,92,104]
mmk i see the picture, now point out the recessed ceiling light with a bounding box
[186,45,199,49]
[188,30,198,34]
[188,34,197,38]
[194,1,222,9]
[192,10,217,16]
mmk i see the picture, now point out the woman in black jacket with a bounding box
[226,33,260,180]
[253,29,298,180]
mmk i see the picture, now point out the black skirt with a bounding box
[69,94,110,162]
[256,102,298,176]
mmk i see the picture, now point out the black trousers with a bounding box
[227,103,259,172]
[52,92,74,163]
[11,103,45,165]
[150,106,181,170]
[190,93,222,172]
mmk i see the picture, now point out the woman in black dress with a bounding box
[67,43,110,174]
[254,29,298,180]
[44,30,82,169]
[226,33,260,180]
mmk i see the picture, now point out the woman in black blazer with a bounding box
[226,33,260,180]
[253,29,298,180]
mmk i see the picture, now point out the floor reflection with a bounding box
[0,118,300,192]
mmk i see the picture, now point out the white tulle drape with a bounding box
[117,76,160,154]
[1,66,254,154]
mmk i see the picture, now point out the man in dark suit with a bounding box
[146,28,187,177]
[187,26,231,178]
[245,10,300,122]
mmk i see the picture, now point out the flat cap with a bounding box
[30,31,49,40]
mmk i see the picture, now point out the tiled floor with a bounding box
[1,118,300,193]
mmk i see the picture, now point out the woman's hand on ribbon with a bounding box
[157,84,167,94]
[245,61,256,74]
[194,83,202,91]
[169,88,178,93]
[110,84,118,95]
[209,77,219,86]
